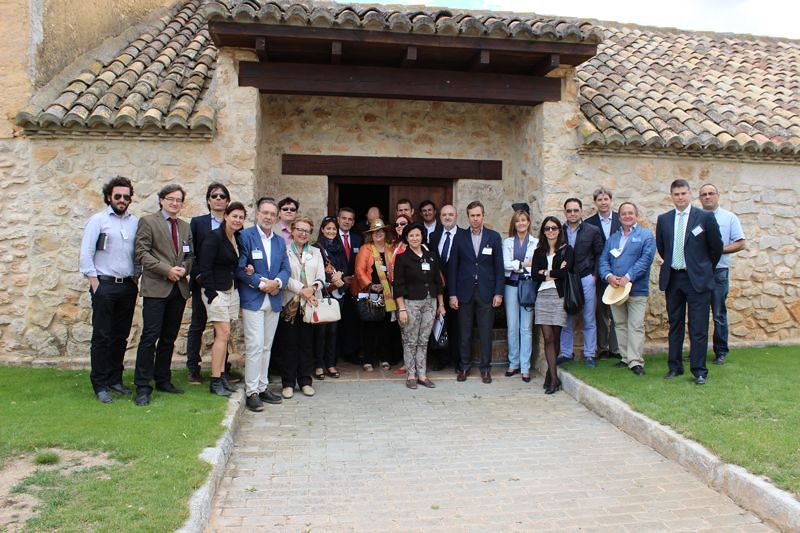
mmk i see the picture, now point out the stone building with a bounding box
[1,0,798,366]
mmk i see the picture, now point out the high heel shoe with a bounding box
[543,373,552,390]
[544,378,562,395]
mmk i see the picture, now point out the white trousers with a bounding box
[241,307,280,396]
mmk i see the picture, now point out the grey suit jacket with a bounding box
[135,212,194,298]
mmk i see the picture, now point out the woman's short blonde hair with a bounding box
[291,216,314,232]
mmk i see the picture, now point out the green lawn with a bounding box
[565,345,800,496]
[0,366,229,532]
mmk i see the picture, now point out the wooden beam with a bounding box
[469,50,490,71]
[331,41,342,64]
[282,154,503,180]
[239,62,560,106]
[255,37,267,62]
[403,46,417,67]
[532,53,560,76]
[209,22,598,60]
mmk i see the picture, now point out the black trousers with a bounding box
[185,282,206,372]
[90,279,137,392]
[279,315,313,388]
[134,285,186,393]
[313,321,339,369]
[361,314,392,365]
[338,296,362,362]
[666,270,711,378]
[458,284,495,373]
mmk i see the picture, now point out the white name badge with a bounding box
[610,248,622,258]
[691,225,704,236]
[353,247,360,253]
[421,262,431,271]
[182,245,191,253]
[120,229,129,240]
[482,246,493,255]
[252,249,264,260]
[380,265,388,272]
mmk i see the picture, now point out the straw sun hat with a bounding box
[602,282,632,306]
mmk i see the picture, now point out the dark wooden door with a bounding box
[329,177,453,222]
[389,184,449,222]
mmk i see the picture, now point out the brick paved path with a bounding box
[209,372,771,532]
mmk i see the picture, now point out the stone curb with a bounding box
[177,390,246,533]
[549,365,800,531]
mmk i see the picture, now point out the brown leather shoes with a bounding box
[481,371,492,384]
[456,370,469,382]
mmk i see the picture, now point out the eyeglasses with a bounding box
[294,228,311,235]
[113,194,131,201]
[209,193,228,200]
[699,192,717,197]
[565,208,580,214]
[281,206,297,212]
[543,226,560,232]
[163,196,183,204]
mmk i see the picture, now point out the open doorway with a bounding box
[336,183,390,229]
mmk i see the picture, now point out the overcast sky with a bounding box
[383,0,800,39]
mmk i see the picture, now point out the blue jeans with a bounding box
[559,274,597,359]
[711,268,730,356]
[504,283,533,374]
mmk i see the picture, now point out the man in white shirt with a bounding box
[429,205,461,371]
[419,200,443,243]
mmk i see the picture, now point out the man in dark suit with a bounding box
[585,187,622,360]
[186,182,230,384]
[448,201,504,383]
[656,179,722,385]
[133,184,194,406]
[337,206,363,363]
[429,204,462,371]
[419,200,443,243]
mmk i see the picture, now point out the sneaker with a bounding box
[585,357,597,368]
[556,355,572,366]
[188,369,203,384]
[258,389,283,404]
[301,385,315,397]
[713,355,727,365]
[246,393,264,412]
[281,387,294,399]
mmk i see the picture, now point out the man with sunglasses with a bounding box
[557,198,604,368]
[186,182,231,384]
[277,197,299,246]
[133,184,194,406]
[80,176,140,404]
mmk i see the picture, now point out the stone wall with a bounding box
[0,49,260,365]
[0,0,32,138]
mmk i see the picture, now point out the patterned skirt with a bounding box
[534,287,567,327]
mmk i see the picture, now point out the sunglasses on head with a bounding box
[209,193,228,200]
[113,194,131,201]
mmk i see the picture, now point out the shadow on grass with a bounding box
[565,345,800,497]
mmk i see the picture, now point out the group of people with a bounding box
[80,176,744,408]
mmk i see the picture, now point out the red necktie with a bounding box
[342,233,351,260]
[169,218,179,255]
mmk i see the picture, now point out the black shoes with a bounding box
[246,393,264,412]
[188,369,203,384]
[109,383,130,395]
[456,370,468,382]
[134,391,150,406]
[210,377,232,397]
[96,389,113,404]
[631,365,645,376]
[556,355,571,366]
[713,355,727,365]
[663,370,684,379]
[504,368,520,377]
[545,378,562,395]
[481,371,492,384]
[156,383,185,394]
[614,361,628,368]
[694,375,707,385]
[258,389,283,404]
[220,374,237,392]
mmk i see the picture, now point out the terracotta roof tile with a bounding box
[579,25,800,157]
[16,0,216,139]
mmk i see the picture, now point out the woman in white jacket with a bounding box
[502,209,538,382]
[279,216,326,399]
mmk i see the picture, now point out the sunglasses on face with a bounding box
[565,209,580,214]
[281,207,297,212]
[544,226,559,232]
[113,194,131,201]
[209,193,228,200]
[396,222,407,227]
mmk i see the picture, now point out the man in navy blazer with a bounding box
[336,206,364,363]
[585,187,622,360]
[448,201,504,383]
[656,179,722,385]
[429,204,462,371]
[186,182,230,383]
[237,197,291,411]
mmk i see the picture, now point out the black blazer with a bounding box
[565,222,603,277]
[393,246,444,300]
[340,230,363,276]
[196,227,240,291]
[585,212,621,244]
[656,206,722,292]
[190,213,216,281]
[429,226,461,266]
[424,221,443,243]
[531,244,574,297]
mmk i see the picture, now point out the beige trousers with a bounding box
[610,296,648,367]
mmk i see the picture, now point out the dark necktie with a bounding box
[342,233,351,261]
[169,218,179,255]
[441,231,451,263]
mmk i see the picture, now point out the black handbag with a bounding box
[517,276,540,310]
[429,315,449,351]
[355,291,386,322]
[563,271,585,315]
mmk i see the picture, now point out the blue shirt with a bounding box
[79,206,140,278]
[712,207,745,269]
